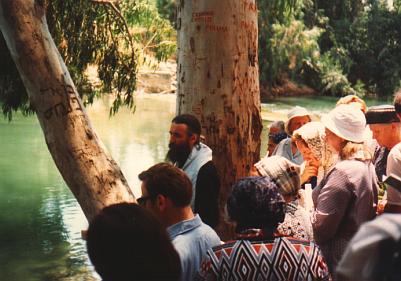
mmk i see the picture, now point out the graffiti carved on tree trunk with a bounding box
[0,0,135,221]
[177,0,262,236]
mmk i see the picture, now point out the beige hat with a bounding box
[254,156,301,197]
[285,106,311,135]
[321,104,370,143]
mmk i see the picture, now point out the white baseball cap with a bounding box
[321,104,370,143]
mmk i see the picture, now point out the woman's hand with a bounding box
[301,164,318,184]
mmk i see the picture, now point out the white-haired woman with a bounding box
[312,104,378,277]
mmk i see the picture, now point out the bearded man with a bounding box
[166,114,220,228]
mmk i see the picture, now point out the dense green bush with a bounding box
[155,0,176,26]
[346,3,401,96]
[258,0,401,98]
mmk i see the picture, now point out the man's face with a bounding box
[167,123,193,166]
[139,182,160,215]
[267,126,282,155]
[267,137,277,156]
[269,126,280,135]
[295,139,319,166]
[139,182,171,227]
[369,123,398,149]
[288,116,310,135]
[169,123,191,147]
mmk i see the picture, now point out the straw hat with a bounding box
[285,106,311,135]
[321,104,370,143]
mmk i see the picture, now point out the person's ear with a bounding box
[189,133,197,146]
[155,194,167,211]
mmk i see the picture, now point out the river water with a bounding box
[0,94,387,280]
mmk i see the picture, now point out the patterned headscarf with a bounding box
[227,176,285,232]
[293,121,338,175]
[254,156,301,197]
[293,121,325,160]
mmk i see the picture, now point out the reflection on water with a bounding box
[87,94,176,197]
[0,94,387,280]
[0,94,175,280]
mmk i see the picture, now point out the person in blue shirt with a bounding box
[273,106,311,165]
[138,163,221,281]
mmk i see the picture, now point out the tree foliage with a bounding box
[123,0,176,63]
[258,0,401,97]
[0,0,176,119]
[346,2,401,96]
[2,0,401,117]
[155,0,176,27]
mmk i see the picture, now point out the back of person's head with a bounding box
[269,121,288,144]
[172,114,201,136]
[253,156,301,198]
[270,121,285,132]
[336,95,367,113]
[322,104,372,160]
[227,176,285,233]
[138,163,192,207]
[86,203,181,281]
[337,214,401,281]
[366,105,400,124]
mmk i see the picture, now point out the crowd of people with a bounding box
[85,91,401,281]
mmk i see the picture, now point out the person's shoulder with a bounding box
[328,160,373,188]
[336,159,365,168]
[199,160,216,172]
[198,161,220,183]
[389,142,401,159]
[278,137,291,146]
[332,159,368,177]
[196,222,221,243]
[279,236,317,247]
[323,162,350,180]
[272,137,291,155]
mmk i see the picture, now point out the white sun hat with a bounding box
[284,106,311,135]
[321,104,370,143]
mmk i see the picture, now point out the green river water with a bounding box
[0,94,388,280]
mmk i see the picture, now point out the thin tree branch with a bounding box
[92,0,135,59]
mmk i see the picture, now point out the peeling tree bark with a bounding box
[177,0,262,236]
[0,0,135,221]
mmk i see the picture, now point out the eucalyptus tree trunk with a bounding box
[0,0,135,221]
[176,0,262,236]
